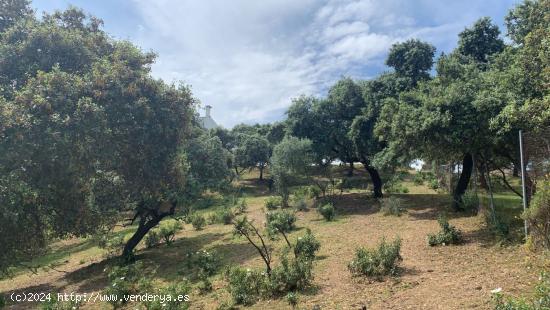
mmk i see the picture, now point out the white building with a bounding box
[198,105,219,129]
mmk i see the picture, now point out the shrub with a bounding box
[190,213,206,231]
[522,181,550,249]
[145,229,161,248]
[95,233,126,257]
[184,250,219,279]
[428,179,439,190]
[159,220,183,245]
[286,292,298,309]
[292,189,309,211]
[266,210,297,237]
[294,229,320,261]
[143,280,191,310]
[318,203,335,221]
[493,272,550,309]
[103,262,152,309]
[209,207,235,225]
[265,196,282,210]
[348,237,402,278]
[307,185,322,200]
[484,210,510,241]
[427,215,462,246]
[41,298,81,310]
[236,199,248,214]
[268,252,314,296]
[225,267,267,306]
[380,196,406,216]
[458,190,479,213]
[413,173,424,185]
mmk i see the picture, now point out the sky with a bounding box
[32,0,519,128]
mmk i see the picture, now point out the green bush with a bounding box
[95,233,125,257]
[380,196,406,216]
[484,210,510,241]
[184,250,219,279]
[236,199,248,214]
[267,252,314,296]
[208,207,235,225]
[286,292,298,309]
[265,196,282,210]
[493,272,550,310]
[225,267,267,306]
[143,280,191,310]
[294,229,320,261]
[522,181,550,249]
[427,215,462,246]
[266,210,297,237]
[318,203,335,221]
[292,190,309,211]
[145,229,161,248]
[348,237,402,278]
[159,220,183,245]
[103,262,152,309]
[413,173,424,185]
[459,190,479,213]
[307,185,322,199]
[428,179,439,190]
[190,213,206,231]
[41,298,80,310]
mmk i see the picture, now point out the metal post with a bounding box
[519,130,528,237]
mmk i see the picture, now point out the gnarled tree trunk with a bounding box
[452,153,473,211]
[363,163,383,198]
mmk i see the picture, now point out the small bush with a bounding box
[184,250,219,279]
[493,271,550,309]
[41,298,80,310]
[103,262,152,309]
[380,196,406,216]
[95,233,126,257]
[209,207,235,225]
[143,280,191,310]
[292,190,309,211]
[458,190,479,213]
[307,185,322,199]
[190,213,207,231]
[159,220,183,245]
[286,292,298,308]
[145,229,161,248]
[413,173,424,185]
[427,215,462,246]
[268,252,314,296]
[225,267,266,306]
[484,210,510,241]
[236,199,248,214]
[428,179,439,190]
[318,203,335,221]
[348,237,402,278]
[522,181,550,249]
[294,228,321,261]
[266,210,297,237]
[265,196,282,210]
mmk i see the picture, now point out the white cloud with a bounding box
[127,0,515,127]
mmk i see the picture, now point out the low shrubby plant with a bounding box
[225,267,267,306]
[266,210,297,239]
[208,207,235,225]
[292,189,309,211]
[459,190,479,213]
[41,298,81,310]
[307,185,322,200]
[380,196,406,216]
[492,272,550,310]
[348,237,402,278]
[484,210,510,242]
[236,199,248,214]
[268,251,314,296]
[286,291,298,309]
[103,262,152,309]
[522,181,550,250]
[145,229,161,248]
[159,220,183,245]
[265,196,283,210]
[95,233,126,257]
[143,280,191,310]
[428,179,439,190]
[184,250,219,279]
[190,213,207,231]
[318,203,335,221]
[294,228,321,261]
[427,215,462,246]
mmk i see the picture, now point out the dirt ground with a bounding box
[1,178,547,310]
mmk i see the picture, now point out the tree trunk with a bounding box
[122,215,162,260]
[452,153,473,211]
[347,161,354,177]
[259,165,264,181]
[364,164,383,198]
[512,164,519,177]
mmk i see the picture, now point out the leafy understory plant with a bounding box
[380,196,406,216]
[159,220,183,245]
[145,229,161,248]
[318,203,335,221]
[348,237,402,278]
[265,196,283,210]
[427,214,462,246]
[492,272,550,310]
[190,213,207,230]
[266,210,297,247]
